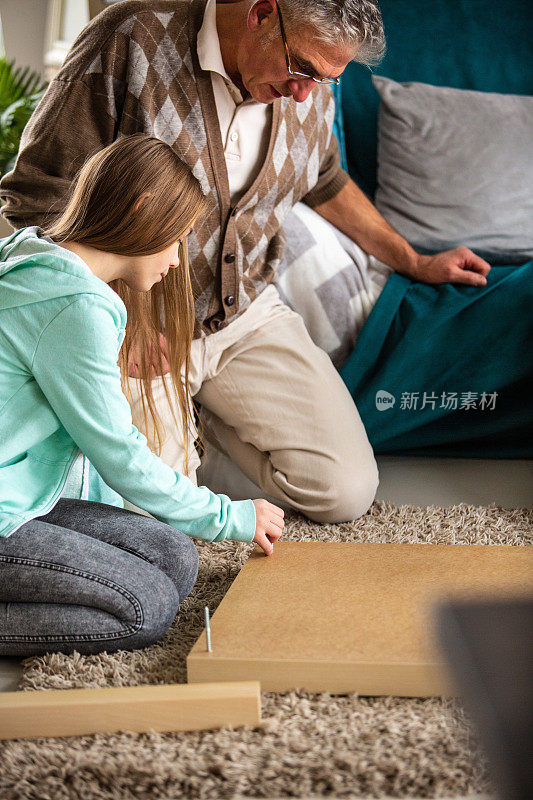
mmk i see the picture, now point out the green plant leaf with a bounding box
[0,57,47,113]
[0,66,47,178]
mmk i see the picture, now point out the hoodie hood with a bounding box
[0,226,124,312]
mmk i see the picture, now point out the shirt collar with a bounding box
[197,0,233,82]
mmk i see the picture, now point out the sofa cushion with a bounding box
[373,76,533,263]
[332,82,348,173]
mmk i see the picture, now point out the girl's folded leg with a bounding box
[0,500,198,657]
[40,498,199,601]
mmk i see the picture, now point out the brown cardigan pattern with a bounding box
[0,0,349,337]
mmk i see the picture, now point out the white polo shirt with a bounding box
[196,0,273,205]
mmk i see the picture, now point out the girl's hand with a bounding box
[252,499,284,556]
[128,333,170,378]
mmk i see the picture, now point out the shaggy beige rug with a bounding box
[1,501,531,800]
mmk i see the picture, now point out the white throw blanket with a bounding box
[275,201,394,369]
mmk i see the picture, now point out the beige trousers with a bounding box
[125,283,379,523]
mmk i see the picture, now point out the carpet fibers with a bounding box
[1,501,531,799]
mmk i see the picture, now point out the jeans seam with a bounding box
[0,554,144,642]
[108,544,154,564]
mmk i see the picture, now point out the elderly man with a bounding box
[0,0,490,523]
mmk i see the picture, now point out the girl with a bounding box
[0,134,284,658]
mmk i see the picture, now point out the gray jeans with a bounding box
[0,499,199,657]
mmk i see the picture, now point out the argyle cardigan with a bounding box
[0,0,349,337]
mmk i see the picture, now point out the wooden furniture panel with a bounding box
[188,542,532,696]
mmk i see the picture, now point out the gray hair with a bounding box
[259,0,386,68]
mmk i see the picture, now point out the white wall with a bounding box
[62,0,89,42]
[0,0,49,79]
[1,0,90,79]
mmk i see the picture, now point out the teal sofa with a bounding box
[331,0,533,458]
[333,0,532,198]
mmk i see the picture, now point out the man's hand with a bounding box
[128,332,170,379]
[411,247,491,287]
[311,179,492,289]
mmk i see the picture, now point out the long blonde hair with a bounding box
[43,133,209,477]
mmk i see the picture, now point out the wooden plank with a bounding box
[0,681,261,740]
[187,542,532,696]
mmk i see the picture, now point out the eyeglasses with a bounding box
[274,0,340,86]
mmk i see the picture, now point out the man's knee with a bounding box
[297,455,379,524]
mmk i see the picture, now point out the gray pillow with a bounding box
[372,76,533,263]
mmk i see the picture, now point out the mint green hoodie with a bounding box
[0,227,256,542]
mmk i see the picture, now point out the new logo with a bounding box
[375,390,395,411]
